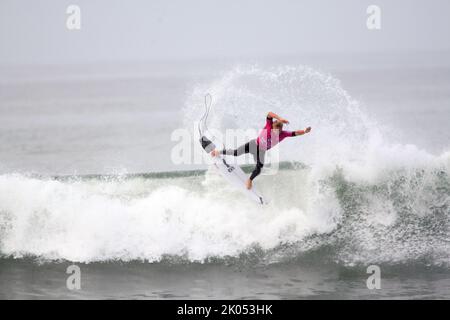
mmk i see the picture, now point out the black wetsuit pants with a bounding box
[221,139,265,181]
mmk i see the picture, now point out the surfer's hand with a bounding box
[280,118,289,124]
[305,127,311,133]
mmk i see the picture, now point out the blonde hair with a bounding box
[273,121,283,130]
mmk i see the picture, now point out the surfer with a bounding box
[211,112,311,189]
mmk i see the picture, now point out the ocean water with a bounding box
[0,54,449,299]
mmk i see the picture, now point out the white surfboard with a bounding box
[200,135,267,205]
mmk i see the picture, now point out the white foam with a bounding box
[0,169,338,262]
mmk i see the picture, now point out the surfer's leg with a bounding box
[249,146,265,181]
[249,159,264,181]
[244,142,264,189]
[247,160,263,190]
[221,141,251,157]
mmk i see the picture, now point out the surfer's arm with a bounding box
[293,127,312,136]
[267,112,289,124]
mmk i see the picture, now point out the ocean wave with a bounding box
[0,156,448,266]
[0,65,448,266]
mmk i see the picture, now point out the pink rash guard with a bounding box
[256,117,295,151]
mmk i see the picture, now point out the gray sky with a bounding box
[1,0,449,65]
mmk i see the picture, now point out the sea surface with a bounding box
[0,53,449,299]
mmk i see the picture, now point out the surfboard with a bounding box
[200,135,267,205]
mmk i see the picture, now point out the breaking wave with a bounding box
[0,65,448,267]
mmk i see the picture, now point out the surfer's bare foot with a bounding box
[246,179,253,190]
[210,149,220,157]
